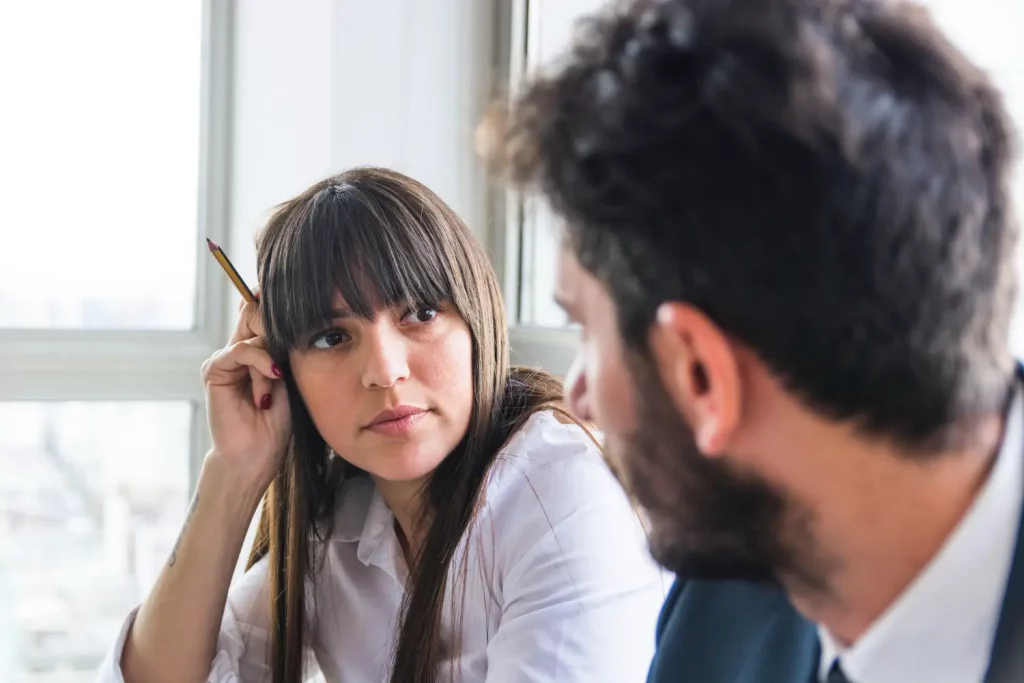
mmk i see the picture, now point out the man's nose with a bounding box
[564,354,591,420]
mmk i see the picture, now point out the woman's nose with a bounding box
[361,324,411,389]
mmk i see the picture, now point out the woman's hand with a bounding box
[201,294,291,495]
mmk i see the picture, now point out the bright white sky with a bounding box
[0,1,202,329]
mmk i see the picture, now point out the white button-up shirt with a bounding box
[98,410,669,682]
[818,389,1024,683]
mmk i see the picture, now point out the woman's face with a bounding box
[289,293,474,485]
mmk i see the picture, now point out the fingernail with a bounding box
[271,363,283,378]
[260,394,272,410]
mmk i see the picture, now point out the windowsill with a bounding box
[509,325,579,375]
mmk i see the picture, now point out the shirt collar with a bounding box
[333,475,408,583]
[333,475,375,542]
[329,412,562,583]
[819,387,1024,683]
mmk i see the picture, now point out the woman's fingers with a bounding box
[229,297,266,345]
[250,365,272,410]
[235,286,261,311]
[202,337,280,391]
[245,337,277,410]
[211,288,281,412]
[229,300,255,344]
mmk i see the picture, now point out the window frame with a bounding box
[0,0,234,489]
[491,0,581,376]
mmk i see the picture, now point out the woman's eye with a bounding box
[403,307,438,325]
[311,330,348,349]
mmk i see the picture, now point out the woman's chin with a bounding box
[363,446,447,484]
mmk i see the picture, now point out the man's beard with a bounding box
[613,353,819,586]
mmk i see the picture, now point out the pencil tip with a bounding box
[206,237,219,252]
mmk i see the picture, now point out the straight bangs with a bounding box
[257,180,459,356]
[245,167,563,683]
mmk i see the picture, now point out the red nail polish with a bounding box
[260,394,272,410]
[271,364,283,378]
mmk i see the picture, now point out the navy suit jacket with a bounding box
[648,393,1024,683]
[648,504,1024,683]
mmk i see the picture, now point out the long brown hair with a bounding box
[245,167,570,683]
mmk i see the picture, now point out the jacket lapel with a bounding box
[983,363,1024,683]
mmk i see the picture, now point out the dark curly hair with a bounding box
[484,0,1019,451]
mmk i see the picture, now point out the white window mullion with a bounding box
[0,331,208,402]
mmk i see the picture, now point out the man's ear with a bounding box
[647,302,741,456]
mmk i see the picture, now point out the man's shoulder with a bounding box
[654,577,796,645]
[649,578,817,683]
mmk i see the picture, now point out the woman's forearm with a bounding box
[121,454,264,683]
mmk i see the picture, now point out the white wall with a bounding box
[226,0,496,325]
[924,0,1024,350]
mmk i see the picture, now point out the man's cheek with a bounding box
[601,436,633,492]
[590,363,637,436]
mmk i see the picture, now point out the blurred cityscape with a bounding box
[0,401,191,683]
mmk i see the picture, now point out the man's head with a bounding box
[486,0,1018,582]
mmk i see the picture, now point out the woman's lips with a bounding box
[365,407,428,436]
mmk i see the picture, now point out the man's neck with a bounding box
[782,418,1004,646]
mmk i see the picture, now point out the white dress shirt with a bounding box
[818,389,1024,683]
[97,410,668,683]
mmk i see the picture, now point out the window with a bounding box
[502,0,608,373]
[0,402,192,679]
[0,3,200,332]
[502,0,1024,373]
[515,0,608,331]
[0,2,231,680]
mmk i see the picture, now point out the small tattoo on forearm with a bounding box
[168,493,200,567]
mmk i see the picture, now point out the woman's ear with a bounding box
[647,302,742,456]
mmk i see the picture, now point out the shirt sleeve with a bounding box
[483,417,668,683]
[95,556,320,683]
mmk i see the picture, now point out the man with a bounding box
[483,0,1023,681]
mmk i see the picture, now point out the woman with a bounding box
[98,167,665,683]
